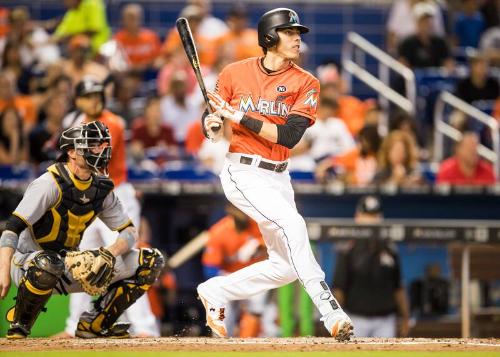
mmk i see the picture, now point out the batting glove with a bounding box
[205,113,224,143]
[207,91,244,124]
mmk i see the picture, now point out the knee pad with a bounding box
[136,248,165,286]
[26,251,64,290]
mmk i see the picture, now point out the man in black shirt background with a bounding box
[333,196,410,337]
[455,52,500,105]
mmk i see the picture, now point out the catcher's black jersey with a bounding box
[13,164,131,253]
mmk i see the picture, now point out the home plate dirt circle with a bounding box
[1,337,500,352]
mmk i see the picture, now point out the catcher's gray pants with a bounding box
[10,248,142,295]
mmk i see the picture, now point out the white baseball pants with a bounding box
[198,153,340,322]
[350,314,396,337]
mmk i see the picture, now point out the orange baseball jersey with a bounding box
[216,57,320,161]
[114,28,161,66]
[82,110,127,186]
[202,216,264,273]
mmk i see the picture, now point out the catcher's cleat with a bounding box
[6,324,29,339]
[76,319,131,339]
[324,310,354,342]
[197,288,227,338]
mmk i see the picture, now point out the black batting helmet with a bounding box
[258,8,309,49]
[59,121,112,176]
[74,77,105,104]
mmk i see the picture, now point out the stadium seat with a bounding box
[0,165,32,181]
[160,162,217,181]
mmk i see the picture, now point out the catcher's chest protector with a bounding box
[32,163,114,251]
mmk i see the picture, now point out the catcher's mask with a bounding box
[59,121,112,176]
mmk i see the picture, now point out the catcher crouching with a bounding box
[0,121,164,339]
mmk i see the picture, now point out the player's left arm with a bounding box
[98,191,138,256]
[207,77,319,149]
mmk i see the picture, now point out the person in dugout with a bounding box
[201,203,273,337]
[333,195,410,338]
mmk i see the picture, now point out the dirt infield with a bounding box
[1,337,499,352]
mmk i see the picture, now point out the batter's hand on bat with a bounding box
[207,91,244,124]
[205,113,224,143]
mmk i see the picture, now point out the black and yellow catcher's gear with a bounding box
[6,251,64,339]
[31,163,114,252]
[76,248,164,338]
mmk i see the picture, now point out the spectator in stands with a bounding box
[160,5,217,69]
[479,26,500,67]
[0,106,27,165]
[107,72,144,127]
[130,95,177,166]
[0,40,33,95]
[202,203,271,337]
[372,130,422,186]
[290,97,355,171]
[61,34,109,85]
[53,0,111,54]
[215,5,261,64]
[479,0,500,29]
[436,132,496,185]
[315,124,381,186]
[317,62,370,136]
[398,2,454,70]
[455,52,500,104]
[386,0,445,55]
[160,71,201,144]
[0,7,9,39]
[453,0,486,49]
[0,71,36,132]
[188,0,228,40]
[1,6,60,71]
[389,110,429,160]
[333,195,410,337]
[114,3,161,72]
[28,94,68,165]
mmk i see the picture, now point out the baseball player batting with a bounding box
[198,8,353,341]
[0,121,164,339]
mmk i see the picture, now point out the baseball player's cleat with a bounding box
[197,290,227,338]
[6,325,29,339]
[325,310,354,342]
[76,320,131,339]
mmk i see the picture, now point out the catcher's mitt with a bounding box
[65,247,116,296]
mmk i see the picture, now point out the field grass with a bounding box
[2,352,500,357]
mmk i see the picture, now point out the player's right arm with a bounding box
[0,173,59,298]
[98,191,138,257]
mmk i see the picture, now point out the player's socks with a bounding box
[308,281,354,341]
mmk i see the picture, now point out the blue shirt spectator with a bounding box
[454,0,486,48]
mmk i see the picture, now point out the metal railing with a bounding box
[434,91,500,176]
[341,32,416,131]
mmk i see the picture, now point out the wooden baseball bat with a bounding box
[176,17,220,131]
[167,231,209,269]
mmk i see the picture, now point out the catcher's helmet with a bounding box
[59,121,112,176]
[74,77,105,104]
[258,8,309,49]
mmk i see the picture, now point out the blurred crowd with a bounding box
[0,0,499,189]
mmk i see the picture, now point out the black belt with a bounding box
[239,156,288,173]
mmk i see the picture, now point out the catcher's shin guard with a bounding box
[6,251,64,339]
[76,248,164,338]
